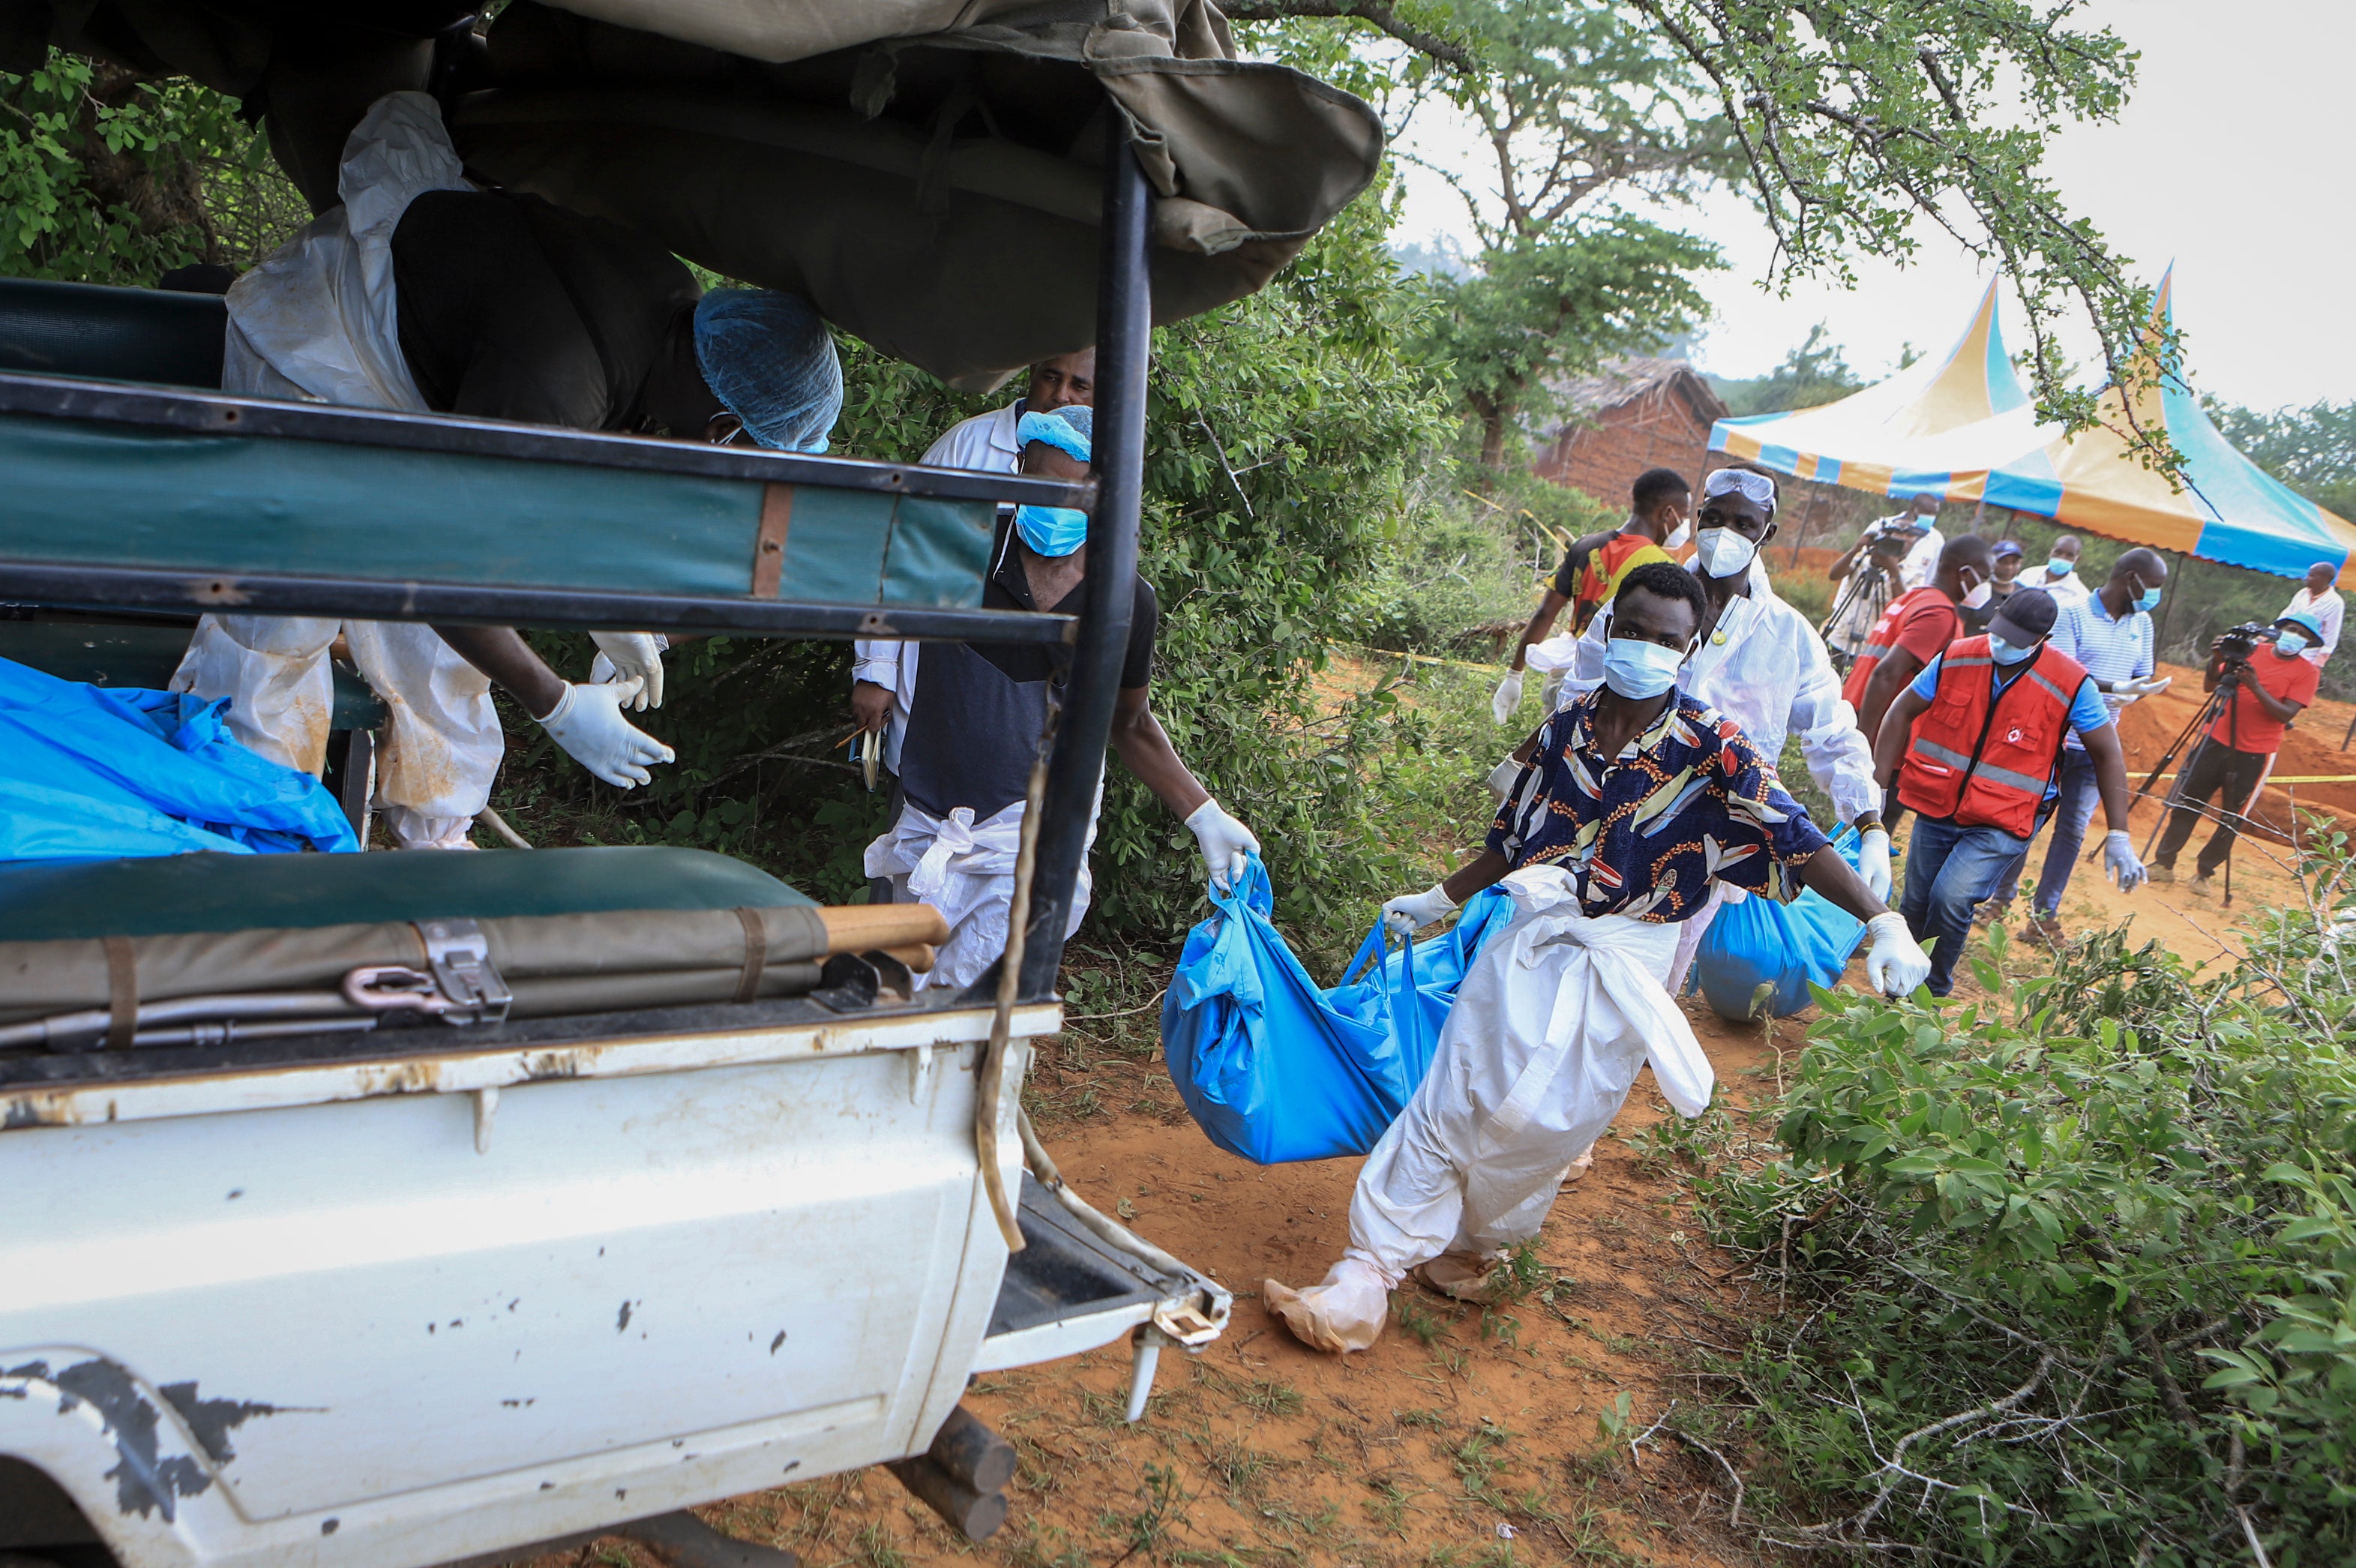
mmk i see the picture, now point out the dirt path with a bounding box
[519,1000,1790,1568]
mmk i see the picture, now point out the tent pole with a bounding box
[1018,128,1151,1000]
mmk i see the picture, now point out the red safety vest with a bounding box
[1896,636,2088,837]
[1839,586,1956,709]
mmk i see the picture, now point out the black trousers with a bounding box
[2154,739,2270,875]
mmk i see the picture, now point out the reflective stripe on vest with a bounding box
[1896,635,2090,835]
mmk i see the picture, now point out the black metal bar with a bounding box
[0,561,1074,644]
[0,372,1096,511]
[1018,134,1151,1000]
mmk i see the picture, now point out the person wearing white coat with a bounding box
[1263,561,1930,1354]
[1558,464,1891,994]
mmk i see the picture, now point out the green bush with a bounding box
[1687,830,2356,1564]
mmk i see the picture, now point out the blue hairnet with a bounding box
[693,289,844,454]
[1018,405,1093,464]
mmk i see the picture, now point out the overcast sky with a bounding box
[1390,0,2353,412]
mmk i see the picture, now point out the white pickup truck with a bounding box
[0,865,1224,1568]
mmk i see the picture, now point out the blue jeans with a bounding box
[1986,751,2100,916]
[1901,816,2036,996]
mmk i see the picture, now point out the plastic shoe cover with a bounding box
[1558,1145,1596,1187]
[1263,1257,1392,1354]
[1414,1252,1507,1303]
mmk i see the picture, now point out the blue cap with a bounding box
[1993,538,2025,559]
[2280,611,2325,640]
[692,289,843,453]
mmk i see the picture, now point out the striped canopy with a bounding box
[1710,280,2047,500]
[1977,271,2356,588]
[1711,273,2356,587]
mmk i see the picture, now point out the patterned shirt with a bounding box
[1488,689,1833,923]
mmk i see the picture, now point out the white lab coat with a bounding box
[2284,587,2344,667]
[1266,868,1710,1352]
[1560,561,1879,985]
[851,402,1023,771]
[170,91,498,850]
[1897,521,1947,590]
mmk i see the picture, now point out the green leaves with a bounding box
[1695,905,2356,1561]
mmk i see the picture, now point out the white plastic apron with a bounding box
[173,92,497,847]
[862,787,1101,992]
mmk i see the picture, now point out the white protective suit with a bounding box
[1559,559,1880,990]
[171,92,499,850]
[1265,867,1713,1352]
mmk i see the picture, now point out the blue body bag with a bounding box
[1161,856,1515,1165]
[0,656,357,861]
[1692,828,1866,1019]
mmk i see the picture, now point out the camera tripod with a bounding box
[2108,668,2245,907]
[1819,557,1896,669]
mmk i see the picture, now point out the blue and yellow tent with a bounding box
[1711,274,2356,586]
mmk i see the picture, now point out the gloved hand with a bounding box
[2103,829,2146,893]
[2112,674,2172,703]
[1490,670,1524,724]
[1857,827,1893,901]
[588,631,667,710]
[1382,883,1458,938]
[1185,799,1260,892]
[537,679,676,788]
[1485,755,1524,804]
[1863,911,1932,997]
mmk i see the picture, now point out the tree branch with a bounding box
[1222,0,1476,70]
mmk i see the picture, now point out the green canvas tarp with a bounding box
[1,0,1383,388]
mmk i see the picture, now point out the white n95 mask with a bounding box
[1692,528,1757,580]
[1962,577,1993,610]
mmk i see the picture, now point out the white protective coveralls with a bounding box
[856,402,1100,993]
[171,92,500,850]
[1557,558,1880,991]
[1266,866,1713,1352]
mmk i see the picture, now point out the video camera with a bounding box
[2217,622,2279,662]
[1865,518,1929,558]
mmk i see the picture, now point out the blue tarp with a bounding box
[0,655,358,859]
[1692,829,1866,1019]
[1162,856,1515,1165]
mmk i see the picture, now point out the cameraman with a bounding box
[1825,498,1938,664]
[2148,611,2325,894]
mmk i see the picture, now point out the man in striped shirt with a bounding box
[1991,548,2173,944]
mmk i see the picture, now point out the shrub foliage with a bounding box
[1689,829,2356,1563]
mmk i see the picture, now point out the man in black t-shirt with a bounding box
[857,406,1259,990]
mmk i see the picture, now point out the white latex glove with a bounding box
[1490,670,1524,724]
[2103,829,2146,893]
[537,679,676,788]
[588,631,667,710]
[1382,883,1458,938]
[1863,911,1932,997]
[1185,799,1260,892]
[1857,827,1893,901]
[2111,675,2172,704]
[1485,755,1524,805]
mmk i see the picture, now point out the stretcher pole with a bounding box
[1018,127,1151,1001]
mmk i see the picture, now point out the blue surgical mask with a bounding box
[2277,631,2310,656]
[1988,634,2037,666]
[2046,556,2074,579]
[1601,637,1686,700]
[1015,504,1088,557]
[2136,586,2163,613]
